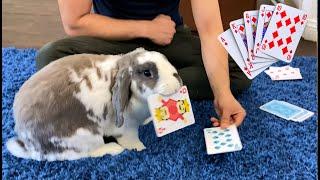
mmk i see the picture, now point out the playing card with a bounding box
[254,5,278,60]
[204,125,243,155]
[218,29,252,79]
[244,10,277,63]
[260,100,313,122]
[147,86,195,137]
[218,29,274,79]
[265,66,302,80]
[260,3,308,62]
[230,18,276,71]
[291,109,314,122]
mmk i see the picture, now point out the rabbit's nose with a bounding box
[156,85,173,96]
[156,81,180,96]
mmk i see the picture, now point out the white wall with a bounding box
[291,0,318,42]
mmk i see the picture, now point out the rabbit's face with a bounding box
[130,51,183,100]
[111,48,183,127]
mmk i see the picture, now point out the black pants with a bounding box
[36,26,251,100]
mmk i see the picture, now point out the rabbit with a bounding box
[6,47,183,161]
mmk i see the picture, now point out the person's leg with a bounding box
[148,25,252,100]
[178,57,252,99]
[36,36,141,70]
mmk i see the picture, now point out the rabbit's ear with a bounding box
[111,68,131,127]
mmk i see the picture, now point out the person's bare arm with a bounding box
[57,0,176,45]
[191,0,246,127]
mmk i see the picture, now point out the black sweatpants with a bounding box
[36,26,251,100]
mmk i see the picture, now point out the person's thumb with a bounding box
[220,111,231,129]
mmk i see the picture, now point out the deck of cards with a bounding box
[218,3,308,79]
[204,125,243,155]
[260,100,314,122]
[264,65,302,80]
[147,86,195,137]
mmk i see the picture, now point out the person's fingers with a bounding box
[212,121,220,127]
[210,117,220,127]
[232,111,246,127]
[214,108,221,117]
[210,117,218,122]
[220,111,231,129]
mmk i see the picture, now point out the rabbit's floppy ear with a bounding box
[111,67,131,127]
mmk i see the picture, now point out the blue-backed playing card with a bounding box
[260,100,314,122]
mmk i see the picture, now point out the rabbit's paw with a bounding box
[118,138,146,151]
[143,117,153,125]
[89,142,124,157]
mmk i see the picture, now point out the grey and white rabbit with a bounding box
[6,48,183,161]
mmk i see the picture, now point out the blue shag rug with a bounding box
[2,47,318,179]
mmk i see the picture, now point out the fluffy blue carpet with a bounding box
[2,47,318,179]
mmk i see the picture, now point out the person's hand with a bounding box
[210,92,246,128]
[146,14,176,46]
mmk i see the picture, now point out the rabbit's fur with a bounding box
[6,48,182,161]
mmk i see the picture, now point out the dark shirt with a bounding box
[92,0,183,26]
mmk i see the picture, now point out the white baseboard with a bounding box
[302,19,318,42]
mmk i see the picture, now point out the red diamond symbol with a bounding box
[285,18,291,26]
[290,26,296,34]
[272,31,279,38]
[239,25,244,32]
[252,17,257,23]
[294,16,300,24]
[268,41,275,49]
[280,11,287,18]
[276,21,283,28]
[267,12,272,18]
[286,36,292,44]
[277,39,283,46]
[282,47,288,54]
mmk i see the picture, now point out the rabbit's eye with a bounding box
[143,70,152,77]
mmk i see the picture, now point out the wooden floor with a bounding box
[2,0,66,48]
[2,0,318,57]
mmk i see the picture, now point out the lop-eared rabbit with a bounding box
[7,48,182,161]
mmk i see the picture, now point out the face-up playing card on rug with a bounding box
[230,19,276,71]
[260,3,308,62]
[147,86,195,137]
[265,66,302,80]
[204,125,243,155]
[254,5,277,59]
[244,10,278,64]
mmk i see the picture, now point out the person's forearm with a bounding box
[65,13,150,40]
[199,33,231,97]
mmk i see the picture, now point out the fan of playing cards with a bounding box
[218,3,308,79]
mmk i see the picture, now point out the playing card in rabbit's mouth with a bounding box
[147,86,195,137]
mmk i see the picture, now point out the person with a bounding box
[36,0,251,128]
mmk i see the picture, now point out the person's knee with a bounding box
[240,78,252,91]
[231,77,252,96]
